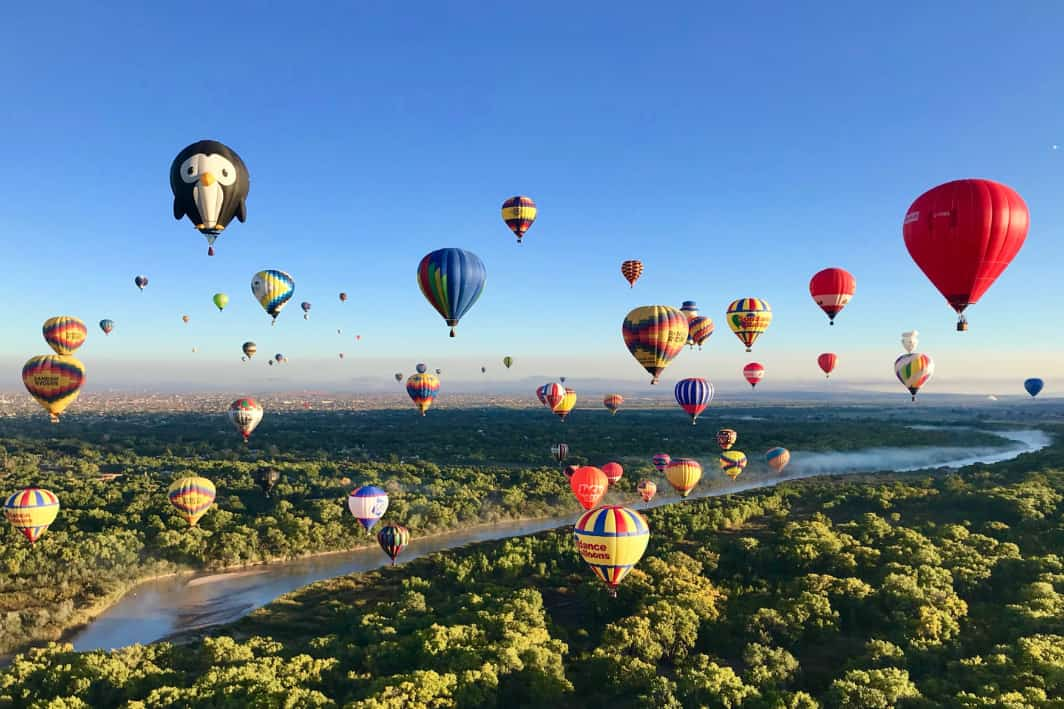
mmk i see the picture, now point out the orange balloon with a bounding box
[569,466,608,510]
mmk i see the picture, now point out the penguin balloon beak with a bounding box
[200,172,216,187]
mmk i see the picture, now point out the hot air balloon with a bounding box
[255,467,281,497]
[665,459,702,499]
[560,377,567,384]
[394,372,403,382]
[570,466,608,510]
[251,269,295,324]
[182,315,190,324]
[674,378,714,424]
[554,388,577,422]
[809,268,856,325]
[213,293,229,311]
[416,363,427,374]
[720,451,748,480]
[603,394,624,415]
[274,353,284,364]
[242,341,257,359]
[680,301,699,321]
[551,443,569,463]
[818,353,838,378]
[301,301,312,319]
[541,382,567,410]
[99,319,114,336]
[503,356,513,369]
[564,464,579,479]
[652,453,671,474]
[716,429,737,451]
[637,480,657,503]
[481,366,487,374]
[727,299,772,352]
[134,275,148,291]
[377,524,409,565]
[170,140,249,256]
[4,488,59,543]
[903,179,1029,331]
[1024,378,1044,398]
[743,363,765,388]
[688,316,714,350]
[621,260,643,287]
[42,317,87,356]
[417,248,487,337]
[622,305,689,384]
[406,372,441,415]
[765,448,790,474]
[348,485,389,530]
[536,384,549,407]
[573,505,649,596]
[168,476,216,526]
[895,353,935,401]
[901,331,919,354]
[339,353,344,359]
[339,292,348,302]
[501,196,537,244]
[434,368,440,375]
[602,462,624,486]
[228,397,263,443]
[23,355,85,423]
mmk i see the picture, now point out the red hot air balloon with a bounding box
[818,353,838,378]
[903,179,1029,331]
[743,363,765,388]
[809,268,856,325]
[601,462,624,486]
[570,466,608,510]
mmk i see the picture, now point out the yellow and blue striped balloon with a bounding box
[726,298,772,352]
[501,196,537,243]
[573,505,650,595]
[42,316,87,356]
[251,270,295,323]
[23,355,85,423]
[720,450,748,480]
[168,476,216,526]
[4,488,60,543]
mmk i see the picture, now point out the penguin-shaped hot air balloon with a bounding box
[170,140,250,256]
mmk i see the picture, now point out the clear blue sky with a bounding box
[1,2,1061,395]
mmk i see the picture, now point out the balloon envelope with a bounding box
[809,268,856,324]
[573,505,649,594]
[501,196,537,243]
[23,355,85,422]
[621,260,643,287]
[743,363,765,388]
[347,485,389,530]
[213,293,229,311]
[674,377,714,423]
[1024,378,1044,398]
[765,447,791,474]
[168,476,216,526]
[637,480,657,502]
[688,316,714,349]
[895,353,935,401]
[903,179,1028,329]
[720,450,748,480]
[251,270,295,322]
[901,331,919,354]
[4,488,59,543]
[377,524,410,564]
[602,462,624,485]
[417,248,486,336]
[665,459,703,498]
[818,353,838,378]
[43,316,87,356]
[716,429,738,451]
[603,394,624,415]
[652,453,671,473]
[406,373,440,415]
[170,140,249,255]
[570,466,608,510]
[727,298,772,352]
[99,319,114,335]
[551,443,569,462]
[228,397,263,442]
[622,305,688,383]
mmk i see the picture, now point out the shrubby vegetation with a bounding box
[0,409,1060,706]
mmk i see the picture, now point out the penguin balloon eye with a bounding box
[179,155,205,184]
[204,155,238,187]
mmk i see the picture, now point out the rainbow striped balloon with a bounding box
[168,476,216,526]
[665,458,703,498]
[501,196,537,243]
[688,316,715,350]
[726,298,772,352]
[603,393,624,415]
[377,524,410,565]
[4,488,60,543]
[720,450,748,480]
[417,248,486,337]
[622,305,689,384]
[251,269,295,323]
[895,353,934,401]
[573,505,650,595]
[42,316,87,356]
[406,372,441,415]
[23,355,85,423]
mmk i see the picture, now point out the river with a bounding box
[72,428,1049,652]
